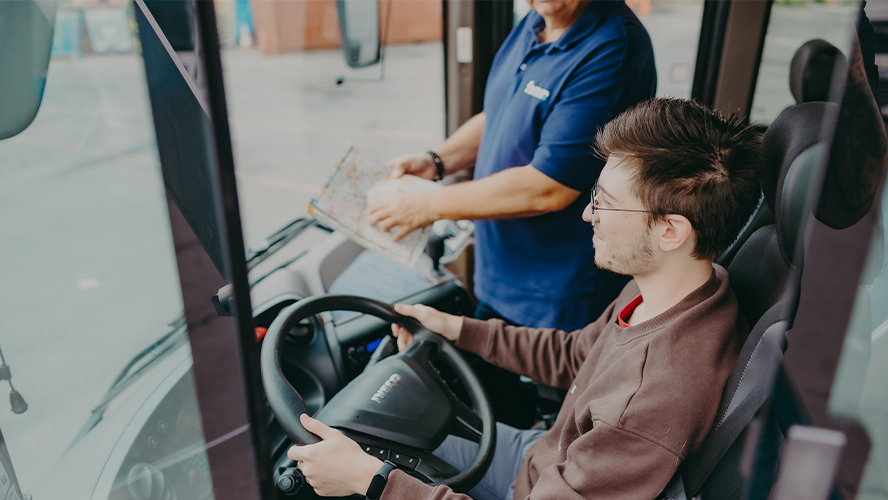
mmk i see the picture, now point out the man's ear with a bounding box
[657,214,695,253]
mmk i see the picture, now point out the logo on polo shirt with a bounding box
[523,80,550,102]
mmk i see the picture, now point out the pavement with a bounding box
[0,1,864,492]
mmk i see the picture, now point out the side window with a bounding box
[633,0,705,98]
[0,2,257,499]
[750,0,860,125]
[221,0,446,242]
[829,184,888,499]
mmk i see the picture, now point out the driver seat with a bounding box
[658,99,837,500]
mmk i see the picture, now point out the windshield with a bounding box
[0,0,217,495]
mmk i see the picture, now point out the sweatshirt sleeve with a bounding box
[454,310,612,390]
[525,421,680,500]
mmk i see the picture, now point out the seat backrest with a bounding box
[730,102,834,327]
[717,39,844,271]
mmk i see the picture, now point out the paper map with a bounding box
[308,146,442,267]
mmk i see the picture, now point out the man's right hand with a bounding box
[387,153,437,180]
[391,303,463,351]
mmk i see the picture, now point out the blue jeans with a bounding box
[433,423,545,500]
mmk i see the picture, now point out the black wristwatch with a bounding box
[365,460,397,500]
[427,150,445,181]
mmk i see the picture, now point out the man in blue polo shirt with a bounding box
[367,0,656,331]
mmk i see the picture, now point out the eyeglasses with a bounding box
[589,182,662,217]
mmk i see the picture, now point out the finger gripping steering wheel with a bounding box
[260,295,496,492]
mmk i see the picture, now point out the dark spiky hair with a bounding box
[595,98,763,261]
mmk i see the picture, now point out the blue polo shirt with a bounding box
[473,2,656,330]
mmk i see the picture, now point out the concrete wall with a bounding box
[251,0,443,55]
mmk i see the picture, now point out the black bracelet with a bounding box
[427,150,445,181]
[365,460,397,500]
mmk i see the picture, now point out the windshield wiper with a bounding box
[246,217,321,270]
[67,314,189,450]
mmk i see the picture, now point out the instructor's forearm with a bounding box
[428,165,581,221]
[434,113,486,175]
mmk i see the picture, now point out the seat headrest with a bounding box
[790,40,846,104]
[761,102,837,267]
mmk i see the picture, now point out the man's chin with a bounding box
[595,257,632,277]
[594,257,612,272]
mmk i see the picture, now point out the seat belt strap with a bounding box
[671,303,790,497]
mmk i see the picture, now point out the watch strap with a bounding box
[365,460,397,500]
[427,150,445,181]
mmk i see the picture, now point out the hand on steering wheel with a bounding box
[390,303,463,352]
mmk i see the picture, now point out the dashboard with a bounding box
[107,369,213,500]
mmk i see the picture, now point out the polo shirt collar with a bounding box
[525,2,612,53]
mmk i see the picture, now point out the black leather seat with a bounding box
[663,36,885,500]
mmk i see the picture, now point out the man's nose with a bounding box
[582,203,592,223]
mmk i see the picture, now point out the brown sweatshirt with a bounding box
[381,264,747,500]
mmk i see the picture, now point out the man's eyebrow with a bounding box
[597,183,618,202]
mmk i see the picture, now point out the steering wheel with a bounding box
[260,295,496,493]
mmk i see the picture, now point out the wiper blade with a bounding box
[108,314,185,390]
[246,217,317,270]
[67,316,189,450]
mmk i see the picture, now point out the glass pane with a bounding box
[0,2,222,499]
[829,186,888,499]
[223,0,445,269]
[750,1,859,125]
[633,0,704,98]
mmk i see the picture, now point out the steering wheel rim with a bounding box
[260,294,496,492]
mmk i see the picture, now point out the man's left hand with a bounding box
[366,192,437,241]
[287,414,383,497]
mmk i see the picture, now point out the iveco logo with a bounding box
[370,373,402,404]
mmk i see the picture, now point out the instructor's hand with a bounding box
[287,414,382,497]
[391,303,463,351]
[366,192,437,242]
[387,153,436,180]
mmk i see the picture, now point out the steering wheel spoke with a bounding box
[451,399,484,442]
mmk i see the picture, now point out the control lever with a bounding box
[275,458,305,496]
[366,335,396,368]
[426,233,450,275]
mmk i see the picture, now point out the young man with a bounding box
[287,98,763,500]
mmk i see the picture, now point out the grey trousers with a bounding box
[433,422,546,500]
